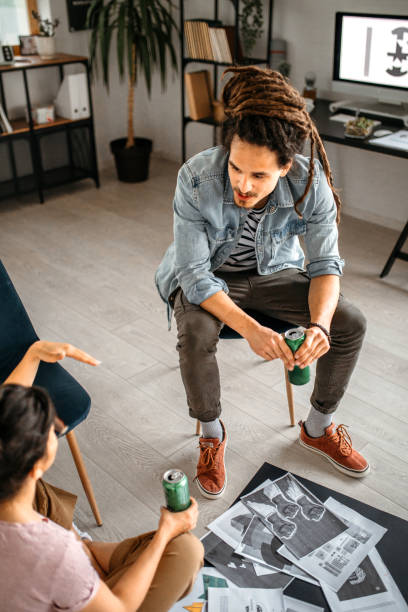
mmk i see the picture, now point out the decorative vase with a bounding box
[35,36,56,60]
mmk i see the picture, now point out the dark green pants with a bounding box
[173,270,366,420]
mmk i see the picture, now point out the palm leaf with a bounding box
[116,2,126,78]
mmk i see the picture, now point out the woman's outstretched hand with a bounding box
[3,341,100,387]
[29,341,101,366]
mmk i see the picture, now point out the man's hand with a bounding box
[157,497,199,542]
[245,325,295,370]
[29,341,100,367]
[294,327,330,369]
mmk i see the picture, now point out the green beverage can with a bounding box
[162,469,191,512]
[284,327,311,385]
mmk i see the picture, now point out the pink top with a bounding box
[0,517,100,611]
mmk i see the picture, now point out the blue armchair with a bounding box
[0,259,102,525]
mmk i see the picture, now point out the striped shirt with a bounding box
[218,203,267,272]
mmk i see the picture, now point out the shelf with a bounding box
[0,174,37,200]
[42,166,90,188]
[0,166,92,202]
[0,53,88,73]
[180,0,273,161]
[183,57,267,67]
[0,53,98,203]
[184,116,219,126]
[0,116,90,139]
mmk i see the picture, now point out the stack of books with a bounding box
[184,20,243,63]
[185,70,213,121]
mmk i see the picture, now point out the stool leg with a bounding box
[284,366,295,427]
[195,420,201,436]
[66,431,103,526]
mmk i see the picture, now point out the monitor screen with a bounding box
[333,13,408,92]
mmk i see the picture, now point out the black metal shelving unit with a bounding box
[0,54,99,204]
[180,0,274,162]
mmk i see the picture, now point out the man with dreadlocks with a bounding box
[155,66,368,499]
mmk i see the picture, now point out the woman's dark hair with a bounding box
[0,384,55,501]
[221,65,341,222]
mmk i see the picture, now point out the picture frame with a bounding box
[66,0,93,32]
[19,35,38,56]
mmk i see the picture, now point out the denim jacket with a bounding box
[155,146,344,318]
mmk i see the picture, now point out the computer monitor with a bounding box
[331,12,408,118]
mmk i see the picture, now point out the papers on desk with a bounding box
[330,113,358,124]
[368,129,408,151]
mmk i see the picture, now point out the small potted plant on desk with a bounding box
[86,0,178,183]
[32,11,59,59]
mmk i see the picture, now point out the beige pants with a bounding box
[35,480,204,611]
[105,531,204,612]
[34,479,77,529]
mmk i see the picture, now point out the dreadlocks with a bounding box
[221,66,341,222]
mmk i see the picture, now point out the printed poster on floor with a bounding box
[320,548,408,611]
[207,586,285,612]
[241,474,348,559]
[235,515,318,585]
[278,497,387,591]
[202,532,293,590]
[168,567,229,612]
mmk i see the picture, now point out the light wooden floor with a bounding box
[1,157,407,541]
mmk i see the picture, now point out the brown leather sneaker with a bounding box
[195,420,227,499]
[299,421,370,478]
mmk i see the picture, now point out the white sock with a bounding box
[304,406,332,438]
[200,418,223,440]
[72,521,92,541]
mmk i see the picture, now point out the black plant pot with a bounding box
[110,137,153,183]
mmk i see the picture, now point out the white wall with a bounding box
[3,0,407,229]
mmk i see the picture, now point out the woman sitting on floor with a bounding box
[0,341,203,612]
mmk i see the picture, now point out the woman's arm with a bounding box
[3,341,100,387]
[82,498,199,612]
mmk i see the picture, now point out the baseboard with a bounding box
[342,205,404,231]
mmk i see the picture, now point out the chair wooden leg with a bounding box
[66,431,103,526]
[284,366,296,427]
[195,420,201,436]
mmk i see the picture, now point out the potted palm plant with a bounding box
[86,0,178,182]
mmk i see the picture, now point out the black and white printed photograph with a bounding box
[321,548,408,611]
[207,494,264,549]
[235,516,318,585]
[241,474,348,558]
[236,515,288,569]
[202,532,293,590]
[337,555,387,601]
[278,497,389,592]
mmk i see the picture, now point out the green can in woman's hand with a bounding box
[284,327,311,385]
[162,469,191,512]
